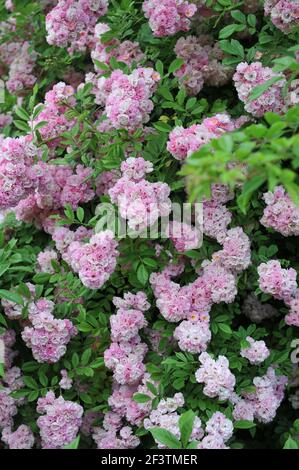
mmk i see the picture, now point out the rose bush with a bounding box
[0,0,298,450]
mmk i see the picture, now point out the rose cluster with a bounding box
[174,35,232,95]
[21,298,77,363]
[264,0,299,34]
[109,157,171,232]
[167,113,245,161]
[46,0,109,53]
[258,259,299,327]
[37,391,83,448]
[233,62,286,117]
[142,0,197,37]
[91,23,145,74]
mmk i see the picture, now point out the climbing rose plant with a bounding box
[0,0,298,450]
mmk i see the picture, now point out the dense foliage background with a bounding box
[0,0,298,450]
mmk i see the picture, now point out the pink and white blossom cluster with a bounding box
[257,260,297,302]
[195,352,236,401]
[108,375,156,427]
[173,319,211,354]
[36,248,59,274]
[6,42,37,94]
[96,293,153,447]
[142,0,197,37]
[14,162,94,227]
[59,369,73,390]
[174,35,232,95]
[240,336,270,365]
[33,82,77,149]
[264,0,299,34]
[198,412,234,449]
[37,391,83,448]
[167,220,201,252]
[167,113,244,161]
[232,367,287,424]
[233,62,286,117]
[0,136,38,210]
[285,290,299,327]
[46,0,109,54]
[104,292,149,385]
[0,333,24,431]
[144,393,204,448]
[1,282,35,320]
[21,298,77,363]
[109,157,171,231]
[1,425,35,449]
[91,23,145,74]
[63,230,119,289]
[0,113,12,129]
[150,222,250,353]
[91,68,160,130]
[261,186,299,236]
[203,184,234,243]
[258,259,299,327]
[92,414,140,449]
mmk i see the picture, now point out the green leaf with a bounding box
[176,88,186,106]
[220,39,244,57]
[146,381,157,396]
[179,410,195,448]
[187,440,199,449]
[34,121,48,131]
[72,352,80,368]
[81,348,92,366]
[93,59,110,71]
[158,86,174,102]
[32,273,51,284]
[76,207,84,223]
[234,420,256,429]
[90,357,104,369]
[283,437,298,449]
[23,376,39,389]
[241,339,250,349]
[64,204,75,221]
[18,283,32,299]
[231,10,246,23]
[247,14,257,28]
[14,120,30,132]
[284,182,299,207]
[168,58,184,74]
[79,392,92,404]
[38,371,48,387]
[133,393,152,403]
[150,428,182,449]
[0,289,24,305]
[32,104,45,120]
[137,264,149,285]
[248,76,282,102]
[153,121,172,132]
[143,258,158,269]
[27,390,39,402]
[64,436,80,449]
[218,323,232,335]
[14,107,30,121]
[237,175,265,213]
[155,60,164,77]
[219,24,244,39]
[82,367,94,377]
